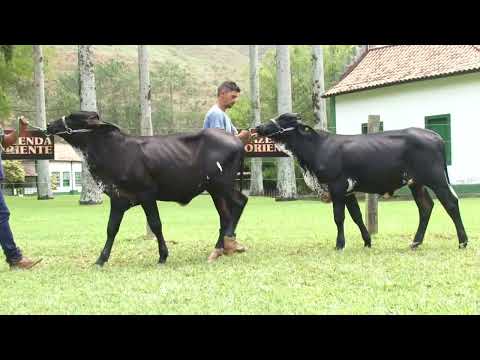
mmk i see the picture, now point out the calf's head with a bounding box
[256,113,304,141]
[46,111,120,137]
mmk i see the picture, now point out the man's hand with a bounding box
[18,116,29,136]
[19,116,29,129]
[2,116,30,148]
[237,129,252,145]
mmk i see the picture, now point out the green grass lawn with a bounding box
[1,194,479,314]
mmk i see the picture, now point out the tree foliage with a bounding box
[228,95,251,131]
[0,46,35,119]
[258,45,356,127]
[3,160,25,183]
[0,45,56,123]
[151,60,201,133]
[255,45,357,188]
[48,58,204,135]
[96,59,139,133]
[1,45,14,63]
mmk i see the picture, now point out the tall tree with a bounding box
[0,45,14,63]
[138,46,153,137]
[78,45,103,205]
[351,45,368,66]
[33,45,53,200]
[138,45,155,238]
[312,45,327,131]
[249,45,264,196]
[276,45,297,200]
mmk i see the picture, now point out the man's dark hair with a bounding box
[217,81,241,96]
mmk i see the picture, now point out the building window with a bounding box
[51,172,60,190]
[361,121,384,134]
[75,172,82,186]
[425,114,451,165]
[63,172,70,187]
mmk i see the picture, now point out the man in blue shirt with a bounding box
[203,81,251,143]
[203,81,251,258]
[1,117,42,270]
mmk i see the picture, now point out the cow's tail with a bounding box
[441,142,458,200]
[239,155,245,193]
[444,159,451,185]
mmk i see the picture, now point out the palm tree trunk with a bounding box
[78,45,103,205]
[249,45,264,196]
[138,45,155,238]
[33,45,53,200]
[312,45,328,131]
[276,45,297,200]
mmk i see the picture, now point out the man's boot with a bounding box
[9,256,42,270]
[223,236,248,255]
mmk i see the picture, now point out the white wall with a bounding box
[49,161,82,193]
[335,72,480,184]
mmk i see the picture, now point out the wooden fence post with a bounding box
[365,115,380,234]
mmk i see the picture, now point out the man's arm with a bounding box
[2,117,29,148]
[237,129,252,144]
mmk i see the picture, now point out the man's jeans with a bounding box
[0,188,22,264]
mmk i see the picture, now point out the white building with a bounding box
[21,138,83,195]
[323,45,480,192]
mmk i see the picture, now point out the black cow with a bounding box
[256,113,468,250]
[46,111,248,265]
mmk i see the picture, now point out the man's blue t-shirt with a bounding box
[203,104,238,135]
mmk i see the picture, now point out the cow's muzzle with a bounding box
[255,120,296,138]
[255,124,266,136]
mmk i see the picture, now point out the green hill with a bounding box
[45,45,264,90]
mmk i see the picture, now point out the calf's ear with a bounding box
[84,113,121,132]
[84,112,101,126]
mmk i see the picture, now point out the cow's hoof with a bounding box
[364,243,372,248]
[459,242,468,249]
[335,246,345,251]
[159,257,168,264]
[410,242,421,250]
[95,259,105,267]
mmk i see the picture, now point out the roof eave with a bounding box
[321,68,480,98]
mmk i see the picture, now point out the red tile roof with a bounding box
[323,45,480,97]
[53,137,82,162]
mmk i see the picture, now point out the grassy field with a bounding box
[1,195,479,315]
